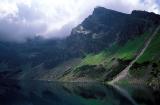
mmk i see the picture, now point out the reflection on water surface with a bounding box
[0,80,159,105]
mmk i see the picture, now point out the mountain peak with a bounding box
[93,7,124,15]
[93,6,108,12]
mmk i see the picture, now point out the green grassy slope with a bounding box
[129,33,160,89]
[60,33,150,81]
[79,51,109,66]
[82,33,149,65]
[78,33,149,66]
[137,33,160,63]
[116,33,148,60]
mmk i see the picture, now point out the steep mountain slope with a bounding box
[60,8,160,83]
[0,7,160,89]
[110,25,160,84]
[59,33,149,82]
[61,28,160,89]
[129,32,160,89]
[59,8,160,87]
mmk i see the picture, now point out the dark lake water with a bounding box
[0,80,159,105]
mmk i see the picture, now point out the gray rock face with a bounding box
[67,7,160,54]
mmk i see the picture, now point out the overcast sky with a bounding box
[0,0,160,42]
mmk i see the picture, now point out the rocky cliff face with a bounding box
[66,7,160,55]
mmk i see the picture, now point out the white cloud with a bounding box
[0,0,159,41]
[104,0,160,14]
